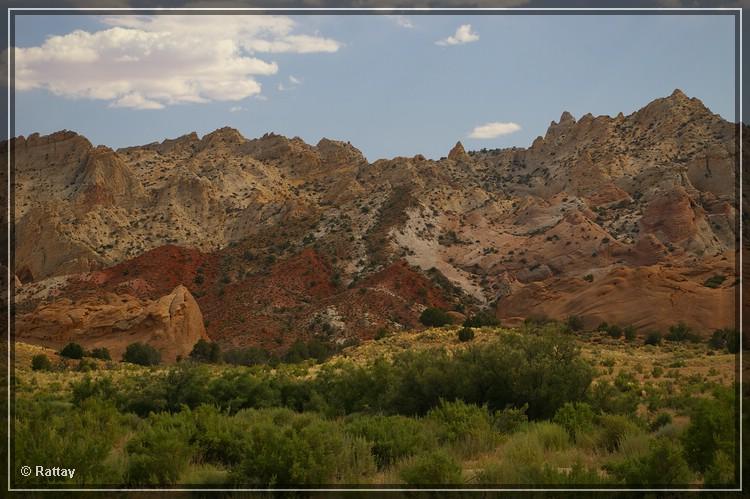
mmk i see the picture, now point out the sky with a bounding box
[12,13,736,161]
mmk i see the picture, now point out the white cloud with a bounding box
[468,122,521,139]
[387,15,414,29]
[15,15,341,110]
[229,105,246,112]
[436,24,479,46]
[289,75,302,85]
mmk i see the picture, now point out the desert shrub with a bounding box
[666,322,700,343]
[59,342,84,359]
[398,450,462,485]
[230,417,366,486]
[527,422,569,451]
[190,406,248,466]
[344,414,433,469]
[89,348,111,361]
[426,399,493,444]
[463,310,499,328]
[15,398,127,485]
[623,325,637,342]
[644,331,662,346]
[681,394,735,473]
[374,327,389,340]
[189,339,221,363]
[606,324,622,339]
[651,366,664,378]
[125,411,196,485]
[583,274,594,282]
[649,412,673,432]
[565,315,584,332]
[31,354,52,371]
[77,358,98,372]
[607,438,693,485]
[703,450,736,486]
[588,381,639,416]
[457,327,475,342]
[222,347,273,366]
[283,339,335,364]
[553,402,594,440]
[419,307,453,327]
[596,414,641,452]
[703,274,726,288]
[122,342,161,366]
[492,404,528,434]
[709,328,739,354]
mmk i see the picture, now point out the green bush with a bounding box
[59,342,84,359]
[709,328,739,353]
[596,414,641,452]
[623,325,637,342]
[222,347,273,366]
[419,307,453,327]
[649,412,672,432]
[457,327,475,342]
[189,339,221,363]
[553,402,594,440]
[345,414,432,469]
[230,417,367,486]
[426,399,492,444]
[399,450,462,485]
[644,331,662,346]
[565,315,584,332]
[607,438,693,485]
[703,274,726,288]
[122,342,161,366]
[125,412,196,485]
[681,395,735,473]
[492,404,528,434]
[666,322,700,343]
[463,311,499,328]
[89,348,111,361]
[703,450,736,486]
[606,325,622,339]
[31,354,52,371]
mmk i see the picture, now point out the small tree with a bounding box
[565,315,584,332]
[644,331,662,346]
[624,325,637,342]
[607,325,623,339]
[463,310,500,328]
[59,342,84,359]
[122,342,161,366]
[31,354,52,371]
[419,307,452,327]
[457,327,475,342]
[189,339,221,363]
[90,347,111,361]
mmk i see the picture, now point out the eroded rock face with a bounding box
[10,89,739,342]
[15,285,207,363]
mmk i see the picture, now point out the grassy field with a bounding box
[11,323,742,488]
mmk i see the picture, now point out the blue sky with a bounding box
[13,14,736,161]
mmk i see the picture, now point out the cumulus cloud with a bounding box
[468,122,521,139]
[436,24,479,46]
[14,15,341,109]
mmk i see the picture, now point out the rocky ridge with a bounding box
[10,90,738,356]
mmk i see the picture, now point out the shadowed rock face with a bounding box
[11,90,739,351]
[16,285,207,363]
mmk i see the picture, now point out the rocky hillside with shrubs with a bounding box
[11,90,738,359]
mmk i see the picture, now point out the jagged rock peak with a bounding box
[448,141,468,161]
[559,111,576,124]
[201,127,245,143]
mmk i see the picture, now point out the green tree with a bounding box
[419,307,452,327]
[31,354,52,371]
[189,339,221,363]
[59,342,84,359]
[90,348,111,361]
[399,450,462,485]
[122,342,161,366]
[457,327,475,342]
